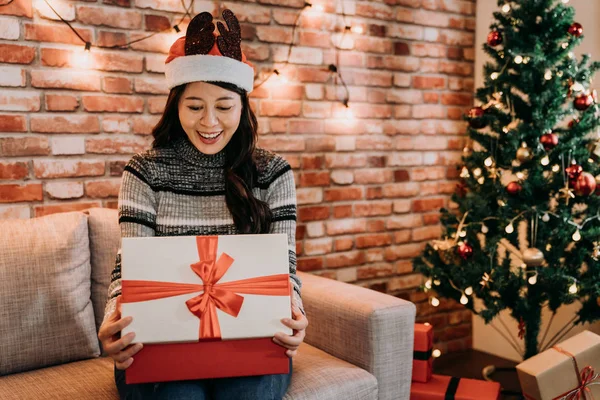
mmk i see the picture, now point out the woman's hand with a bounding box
[273,304,308,358]
[97,296,144,370]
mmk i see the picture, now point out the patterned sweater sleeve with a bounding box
[103,154,157,322]
[265,157,304,314]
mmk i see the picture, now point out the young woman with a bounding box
[97,10,308,400]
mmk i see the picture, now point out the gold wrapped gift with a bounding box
[516,330,600,400]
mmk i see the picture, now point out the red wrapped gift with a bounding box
[410,374,501,400]
[413,323,434,383]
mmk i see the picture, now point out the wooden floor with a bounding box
[433,349,524,400]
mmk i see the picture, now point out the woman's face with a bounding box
[178,81,243,155]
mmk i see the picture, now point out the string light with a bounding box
[552,165,560,172]
[491,72,499,80]
[433,279,441,286]
[431,297,440,307]
[465,286,473,296]
[528,273,538,285]
[562,42,569,49]
[459,230,467,238]
[425,279,433,289]
[561,0,570,3]
[541,155,550,166]
[514,55,523,64]
[572,229,581,241]
[481,224,489,233]
[460,294,468,305]
[501,4,511,13]
[350,25,364,34]
[477,177,485,184]
[568,282,578,294]
[484,157,493,167]
[432,349,442,358]
[516,172,525,180]
[542,213,550,222]
[571,82,584,92]
[473,168,482,177]
[544,70,553,80]
[460,166,470,178]
[505,223,514,234]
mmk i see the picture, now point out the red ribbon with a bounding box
[122,236,290,339]
[549,346,599,400]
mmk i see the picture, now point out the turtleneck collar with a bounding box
[173,136,226,168]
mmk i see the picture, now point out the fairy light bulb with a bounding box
[571,82,584,92]
[520,263,527,269]
[459,230,467,238]
[433,279,441,286]
[552,165,560,172]
[484,157,493,167]
[460,294,468,305]
[432,349,442,358]
[568,52,574,59]
[314,4,324,12]
[544,70,552,80]
[514,55,523,64]
[541,155,550,166]
[523,57,530,64]
[572,230,581,241]
[481,224,489,233]
[477,177,485,184]
[460,166,470,178]
[568,283,578,294]
[505,223,514,234]
[562,42,569,49]
[351,25,364,34]
[425,279,433,289]
[465,286,473,296]
[498,199,506,207]
[473,168,482,177]
[542,213,550,222]
[516,172,525,180]
[491,72,499,80]
[344,106,354,119]
[502,4,511,12]
[546,243,552,251]
[561,0,569,3]
[431,297,440,307]
[528,273,538,285]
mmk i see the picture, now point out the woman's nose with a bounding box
[201,109,218,127]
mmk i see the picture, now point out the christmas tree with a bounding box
[413,0,600,360]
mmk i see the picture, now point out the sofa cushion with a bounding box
[0,212,100,376]
[286,343,378,400]
[0,357,118,400]
[86,208,120,331]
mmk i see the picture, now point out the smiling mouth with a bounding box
[197,131,222,140]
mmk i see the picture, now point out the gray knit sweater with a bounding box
[104,136,302,320]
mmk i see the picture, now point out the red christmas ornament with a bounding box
[518,318,526,340]
[457,242,473,260]
[487,31,502,47]
[568,22,583,37]
[456,181,468,198]
[568,119,579,128]
[506,181,522,195]
[574,172,596,196]
[467,106,486,129]
[574,93,594,111]
[539,132,559,151]
[566,162,583,181]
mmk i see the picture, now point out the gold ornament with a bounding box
[480,272,493,288]
[558,185,575,205]
[430,213,469,265]
[522,248,545,267]
[516,143,533,162]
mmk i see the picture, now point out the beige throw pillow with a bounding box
[0,212,100,375]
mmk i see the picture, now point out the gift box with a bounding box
[516,330,600,400]
[120,234,293,383]
[413,323,434,383]
[410,374,501,400]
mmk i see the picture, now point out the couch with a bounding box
[0,208,416,400]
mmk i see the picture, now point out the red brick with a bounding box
[0,183,42,203]
[356,233,393,249]
[325,251,365,269]
[76,6,142,29]
[82,95,144,113]
[0,0,32,18]
[31,115,100,133]
[85,180,121,198]
[412,198,445,212]
[298,31,331,48]
[148,96,167,114]
[24,23,92,45]
[45,94,79,111]
[296,188,323,205]
[103,116,130,133]
[298,205,330,222]
[0,137,49,156]
[333,205,352,218]
[304,238,332,256]
[255,26,293,44]
[0,90,40,112]
[86,136,151,154]
[325,154,367,169]
[260,137,305,152]
[145,14,170,31]
[109,160,127,176]
[41,48,143,73]
[301,155,324,170]
[354,201,392,217]
[357,263,394,279]
[324,187,363,202]
[299,171,330,187]
[367,219,386,233]
[104,0,131,7]
[134,77,168,94]
[33,160,105,179]
[31,70,101,91]
[297,257,323,272]
[441,93,473,106]
[260,101,301,117]
[34,202,101,217]
[102,77,132,94]
[132,116,160,135]
[305,136,335,152]
[334,237,353,252]
[325,219,367,236]
[0,44,35,64]
[97,31,128,48]
[0,162,28,180]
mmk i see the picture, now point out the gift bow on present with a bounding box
[549,346,599,400]
[121,236,290,339]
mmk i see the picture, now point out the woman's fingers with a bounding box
[281,314,308,331]
[273,328,305,347]
[272,336,299,351]
[115,357,135,370]
[286,349,298,358]
[99,316,133,341]
[104,332,136,355]
[113,342,144,363]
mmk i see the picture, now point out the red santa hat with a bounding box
[165,10,254,93]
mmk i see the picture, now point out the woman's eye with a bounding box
[217,107,232,111]
[188,106,202,111]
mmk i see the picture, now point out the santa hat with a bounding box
[164,10,254,93]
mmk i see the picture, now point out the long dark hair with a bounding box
[152,82,272,234]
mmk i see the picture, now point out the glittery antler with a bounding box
[216,9,242,61]
[185,12,216,56]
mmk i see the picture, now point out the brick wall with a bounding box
[0,0,475,353]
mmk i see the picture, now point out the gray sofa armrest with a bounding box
[298,272,416,400]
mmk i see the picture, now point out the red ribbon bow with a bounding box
[122,236,289,339]
[550,346,599,400]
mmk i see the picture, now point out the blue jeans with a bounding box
[114,360,292,400]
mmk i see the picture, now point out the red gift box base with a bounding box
[126,338,289,384]
[410,374,501,400]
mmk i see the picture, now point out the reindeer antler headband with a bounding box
[164,10,254,93]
